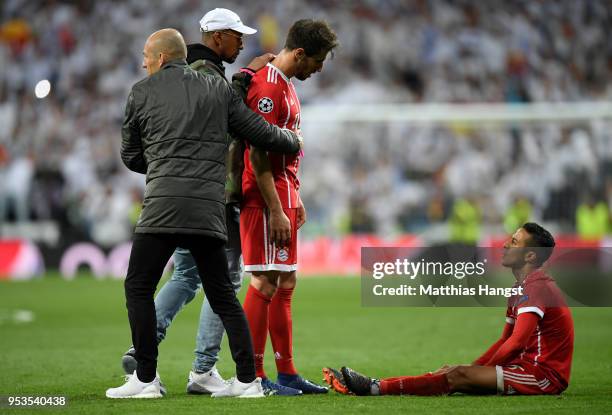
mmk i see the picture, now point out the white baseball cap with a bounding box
[199,8,257,35]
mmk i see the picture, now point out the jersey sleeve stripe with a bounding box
[282,154,291,208]
[517,306,544,318]
[279,92,292,208]
[262,210,269,265]
[282,92,291,128]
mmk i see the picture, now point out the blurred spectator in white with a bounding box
[1,151,34,222]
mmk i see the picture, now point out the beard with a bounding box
[295,71,311,81]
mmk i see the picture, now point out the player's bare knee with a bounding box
[250,274,278,298]
[278,271,296,289]
[262,282,278,297]
[445,366,469,391]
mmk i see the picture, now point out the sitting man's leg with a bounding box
[381,365,496,395]
[337,365,497,396]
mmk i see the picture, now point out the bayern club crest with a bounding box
[276,248,289,262]
[258,97,274,113]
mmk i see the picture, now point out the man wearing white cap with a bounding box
[199,7,257,35]
[118,8,302,397]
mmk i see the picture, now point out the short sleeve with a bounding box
[246,75,284,126]
[516,283,546,319]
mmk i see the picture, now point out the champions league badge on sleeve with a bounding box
[258,97,274,113]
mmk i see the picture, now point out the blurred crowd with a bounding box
[300,120,612,240]
[1,0,611,246]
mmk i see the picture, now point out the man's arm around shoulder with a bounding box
[227,88,301,153]
[232,53,276,100]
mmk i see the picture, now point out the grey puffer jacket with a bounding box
[120,60,300,241]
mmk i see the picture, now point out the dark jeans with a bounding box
[124,232,255,383]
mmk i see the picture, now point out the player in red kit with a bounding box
[240,20,338,395]
[324,223,574,396]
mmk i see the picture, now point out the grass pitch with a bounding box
[0,274,611,414]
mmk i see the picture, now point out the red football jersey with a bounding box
[505,270,574,388]
[242,63,301,209]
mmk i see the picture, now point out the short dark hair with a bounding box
[522,222,555,265]
[285,19,338,57]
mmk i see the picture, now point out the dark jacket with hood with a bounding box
[186,44,249,204]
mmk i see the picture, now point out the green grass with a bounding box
[0,274,611,414]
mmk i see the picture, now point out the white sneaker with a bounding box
[124,372,167,396]
[211,377,265,398]
[187,367,227,394]
[106,371,163,399]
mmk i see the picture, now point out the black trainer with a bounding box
[340,367,373,396]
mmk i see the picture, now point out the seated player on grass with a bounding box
[323,223,574,396]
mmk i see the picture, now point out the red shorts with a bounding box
[240,207,298,272]
[496,362,565,395]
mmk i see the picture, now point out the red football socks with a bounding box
[380,373,450,396]
[269,287,298,375]
[243,285,272,379]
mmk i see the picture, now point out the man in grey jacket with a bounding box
[119,8,302,397]
[105,28,301,399]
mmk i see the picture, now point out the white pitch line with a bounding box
[0,309,35,325]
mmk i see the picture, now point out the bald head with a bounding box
[142,28,187,76]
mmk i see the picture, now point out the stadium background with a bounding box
[1,0,612,278]
[0,1,611,413]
